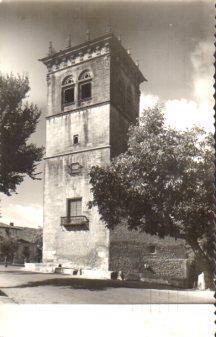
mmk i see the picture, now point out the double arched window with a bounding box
[78,70,92,101]
[62,75,75,106]
[62,70,92,107]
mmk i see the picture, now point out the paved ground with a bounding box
[0,266,214,304]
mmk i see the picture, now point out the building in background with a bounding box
[40,32,190,286]
[0,222,42,264]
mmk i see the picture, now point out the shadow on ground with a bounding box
[0,271,41,275]
[2,277,182,291]
[0,290,7,296]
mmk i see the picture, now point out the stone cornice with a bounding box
[46,52,109,76]
[45,100,135,124]
[45,101,111,119]
[44,145,111,160]
[40,33,112,62]
[39,33,146,84]
[39,34,111,74]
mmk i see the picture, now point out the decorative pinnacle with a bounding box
[135,60,139,68]
[67,34,72,48]
[48,41,54,56]
[106,23,112,33]
[118,34,121,42]
[86,29,90,41]
[127,49,131,55]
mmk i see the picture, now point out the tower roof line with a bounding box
[39,32,146,83]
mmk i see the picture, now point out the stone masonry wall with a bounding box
[109,225,188,280]
[44,102,111,270]
[110,56,140,123]
[46,104,110,158]
[43,147,110,269]
[110,105,130,157]
[43,43,112,272]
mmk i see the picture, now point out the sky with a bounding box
[0,0,214,228]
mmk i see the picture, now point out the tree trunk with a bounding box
[202,268,214,290]
[187,238,214,290]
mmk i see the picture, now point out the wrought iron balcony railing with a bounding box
[61,216,89,230]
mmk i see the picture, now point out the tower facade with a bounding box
[39,33,189,285]
[40,33,145,272]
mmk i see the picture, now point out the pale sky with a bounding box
[0,0,214,228]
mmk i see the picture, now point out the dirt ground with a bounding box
[0,265,214,304]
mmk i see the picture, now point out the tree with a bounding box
[89,107,214,289]
[22,245,30,262]
[0,235,19,266]
[0,73,44,195]
[33,227,43,262]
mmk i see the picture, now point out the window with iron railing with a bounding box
[67,198,82,217]
[61,198,89,230]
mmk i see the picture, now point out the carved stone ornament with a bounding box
[47,63,52,72]
[87,48,92,58]
[103,56,110,69]
[95,45,101,55]
[104,41,109,50]
[46,74,51,86]
[66,162,83,176]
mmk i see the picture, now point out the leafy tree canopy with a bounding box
[33,228,43,262]
[0,235,19,258]
[89,107,214,288]
[33,227,43,251]
[0,73,44,195]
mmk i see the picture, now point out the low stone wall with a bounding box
[25,263,57,273]
[25,263,112,279]
[109,253,188,279]
[109,229,189,285]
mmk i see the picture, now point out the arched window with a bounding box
[62,75,75,106]
[78,70,92,81]
[78,70,92,101]
[62,75,74,86]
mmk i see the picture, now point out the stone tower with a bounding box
[40,33,145,275]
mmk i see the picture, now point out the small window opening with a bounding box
[148,245,156,254]
[63,87,74,105]
[73,134,79,145]
[80,82,91,100]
